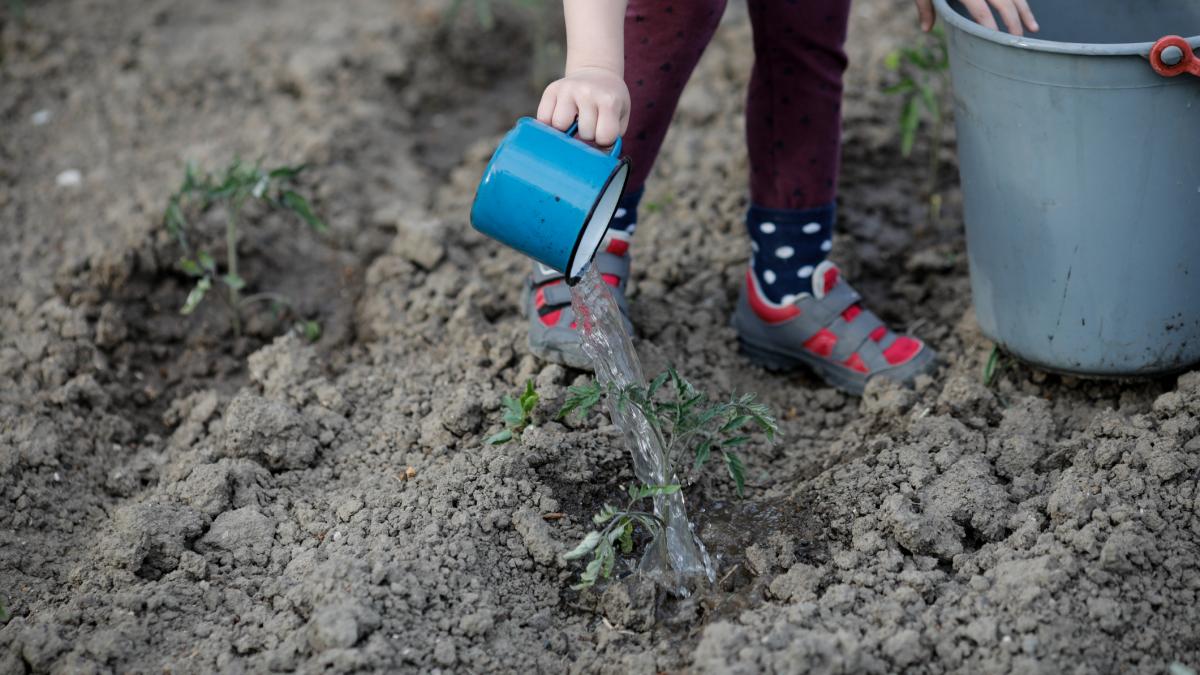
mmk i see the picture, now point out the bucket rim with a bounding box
[933,0,1200,56]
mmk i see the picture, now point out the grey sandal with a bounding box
[733,261,936,395]
[525,234,634,370]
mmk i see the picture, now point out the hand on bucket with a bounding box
[537,66,630,149]
[914,0,1039,36]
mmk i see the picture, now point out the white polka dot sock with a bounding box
[746,203,835,303]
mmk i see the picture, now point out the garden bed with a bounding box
[1,1,1197,673]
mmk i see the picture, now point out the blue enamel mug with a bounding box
[470,117,630,283]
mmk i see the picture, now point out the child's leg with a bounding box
[526,0,728,369]
[611,0,729,234]
[733,0,934,394]
[744,0,850,301]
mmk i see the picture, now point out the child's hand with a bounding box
[537,66,630,148]
[914,0,1038,37]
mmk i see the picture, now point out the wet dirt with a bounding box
[2,1,1198,673]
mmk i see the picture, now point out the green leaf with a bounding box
[681,392,706,414]
[281,190,328,233]
[668,366,687,400]
[519,379,539,416]
[268,165,305,181]
[721,436,751,447]
[908,48,932,69]
[724,451,746,498]
[592,504,618,526]
[198,251,217,274]
[178,258,203,277]
[900,98,921,158]
[883,80,915,96]
[180,277,211,315]
[618,520,634,554]
[692,402,732,430]
[564,530,603,560]
[501,394,524,428]
[721,415,752,434]
[633,514,662,537]
[919,85,940,119]
[883,50,901,71]
[631,484,681,500]
[222,273,246,291]
[983,344,1001,386]
[557,380,602,419]
[754,414,778,442]
[647,371,670,399]
[694,439,712,471]
[573,556,603,589]
[598,543,616,579]
[183,161,199,190]
[485,429,513,445]
[301,320,321,343]
[165,201,186,238]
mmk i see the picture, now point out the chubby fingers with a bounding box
[550,95,579,133]
[593,92,624,147]
[536,85,558,126]
[914,0,935,32]
[575,97,599,141]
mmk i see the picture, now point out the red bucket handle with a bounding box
[1150,36,1200,78]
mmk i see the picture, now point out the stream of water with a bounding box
[569,265,716,593]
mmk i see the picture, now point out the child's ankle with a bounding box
[745,202,835,304]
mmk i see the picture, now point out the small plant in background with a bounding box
[884,26,951,223]
[486,379,539,445]
[163,159,326,340]
[558,367,778,588]
[982,344,1002,387]
[444,0,562,89]
[641,193,674,216]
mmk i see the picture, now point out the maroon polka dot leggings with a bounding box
[623,0,851,211]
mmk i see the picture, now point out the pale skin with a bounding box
[537,0,1039,147]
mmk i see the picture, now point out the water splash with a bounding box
[569,264,715,593]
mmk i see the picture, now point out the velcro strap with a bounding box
[857,340,891,373]
[541,283,573,307]
[593,252,631,283]
[830,311,885,362]
[819,282,862,318]
[781,304,835,344]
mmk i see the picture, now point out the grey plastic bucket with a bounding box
[934,0,1200,376]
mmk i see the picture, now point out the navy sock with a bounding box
[608,186,644,236]
[746,203,835,303]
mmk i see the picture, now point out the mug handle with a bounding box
[565,121,623,158]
